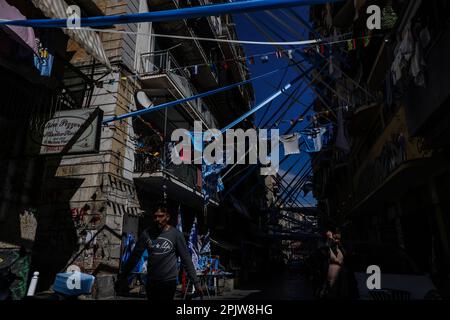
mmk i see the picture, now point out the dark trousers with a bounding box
[145,279,177,301]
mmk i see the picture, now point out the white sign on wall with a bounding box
[39,108,103,155]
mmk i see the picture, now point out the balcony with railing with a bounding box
[134,153,199,191]
[138,50,216,128]
[132,132,218,206]
[147,0,218,84]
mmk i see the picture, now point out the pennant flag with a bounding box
[260,55,269,64]
[287,49,293,59]
[188,217,200,270]
[34,49,54,77]
[320,45,325,55]
[275,50,283,59]
[248,56,255,65]
[200,230,211,255]
[347,40,354,51]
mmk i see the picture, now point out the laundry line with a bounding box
[65,26,360,47]
[92,29,374,72]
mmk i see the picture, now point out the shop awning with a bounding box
[31,0,110,68]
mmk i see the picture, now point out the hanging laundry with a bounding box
[336,107,351,153]
[301,127,327,153]
[409,40,426,87]
[287,50,293,59]
[202,170,220,203]
[280,133,301,156]
[302,180,314,197]
[261,55,269,63]
[203,162,227,178]
[391,23,415,85]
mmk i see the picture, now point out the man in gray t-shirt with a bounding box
[116,205,202,300]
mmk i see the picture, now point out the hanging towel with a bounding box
[301,127,326,153]
[280,133,301,155]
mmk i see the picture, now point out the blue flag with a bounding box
[200,230,211,255]
[188,217,200,270]
[34,52,54,77]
